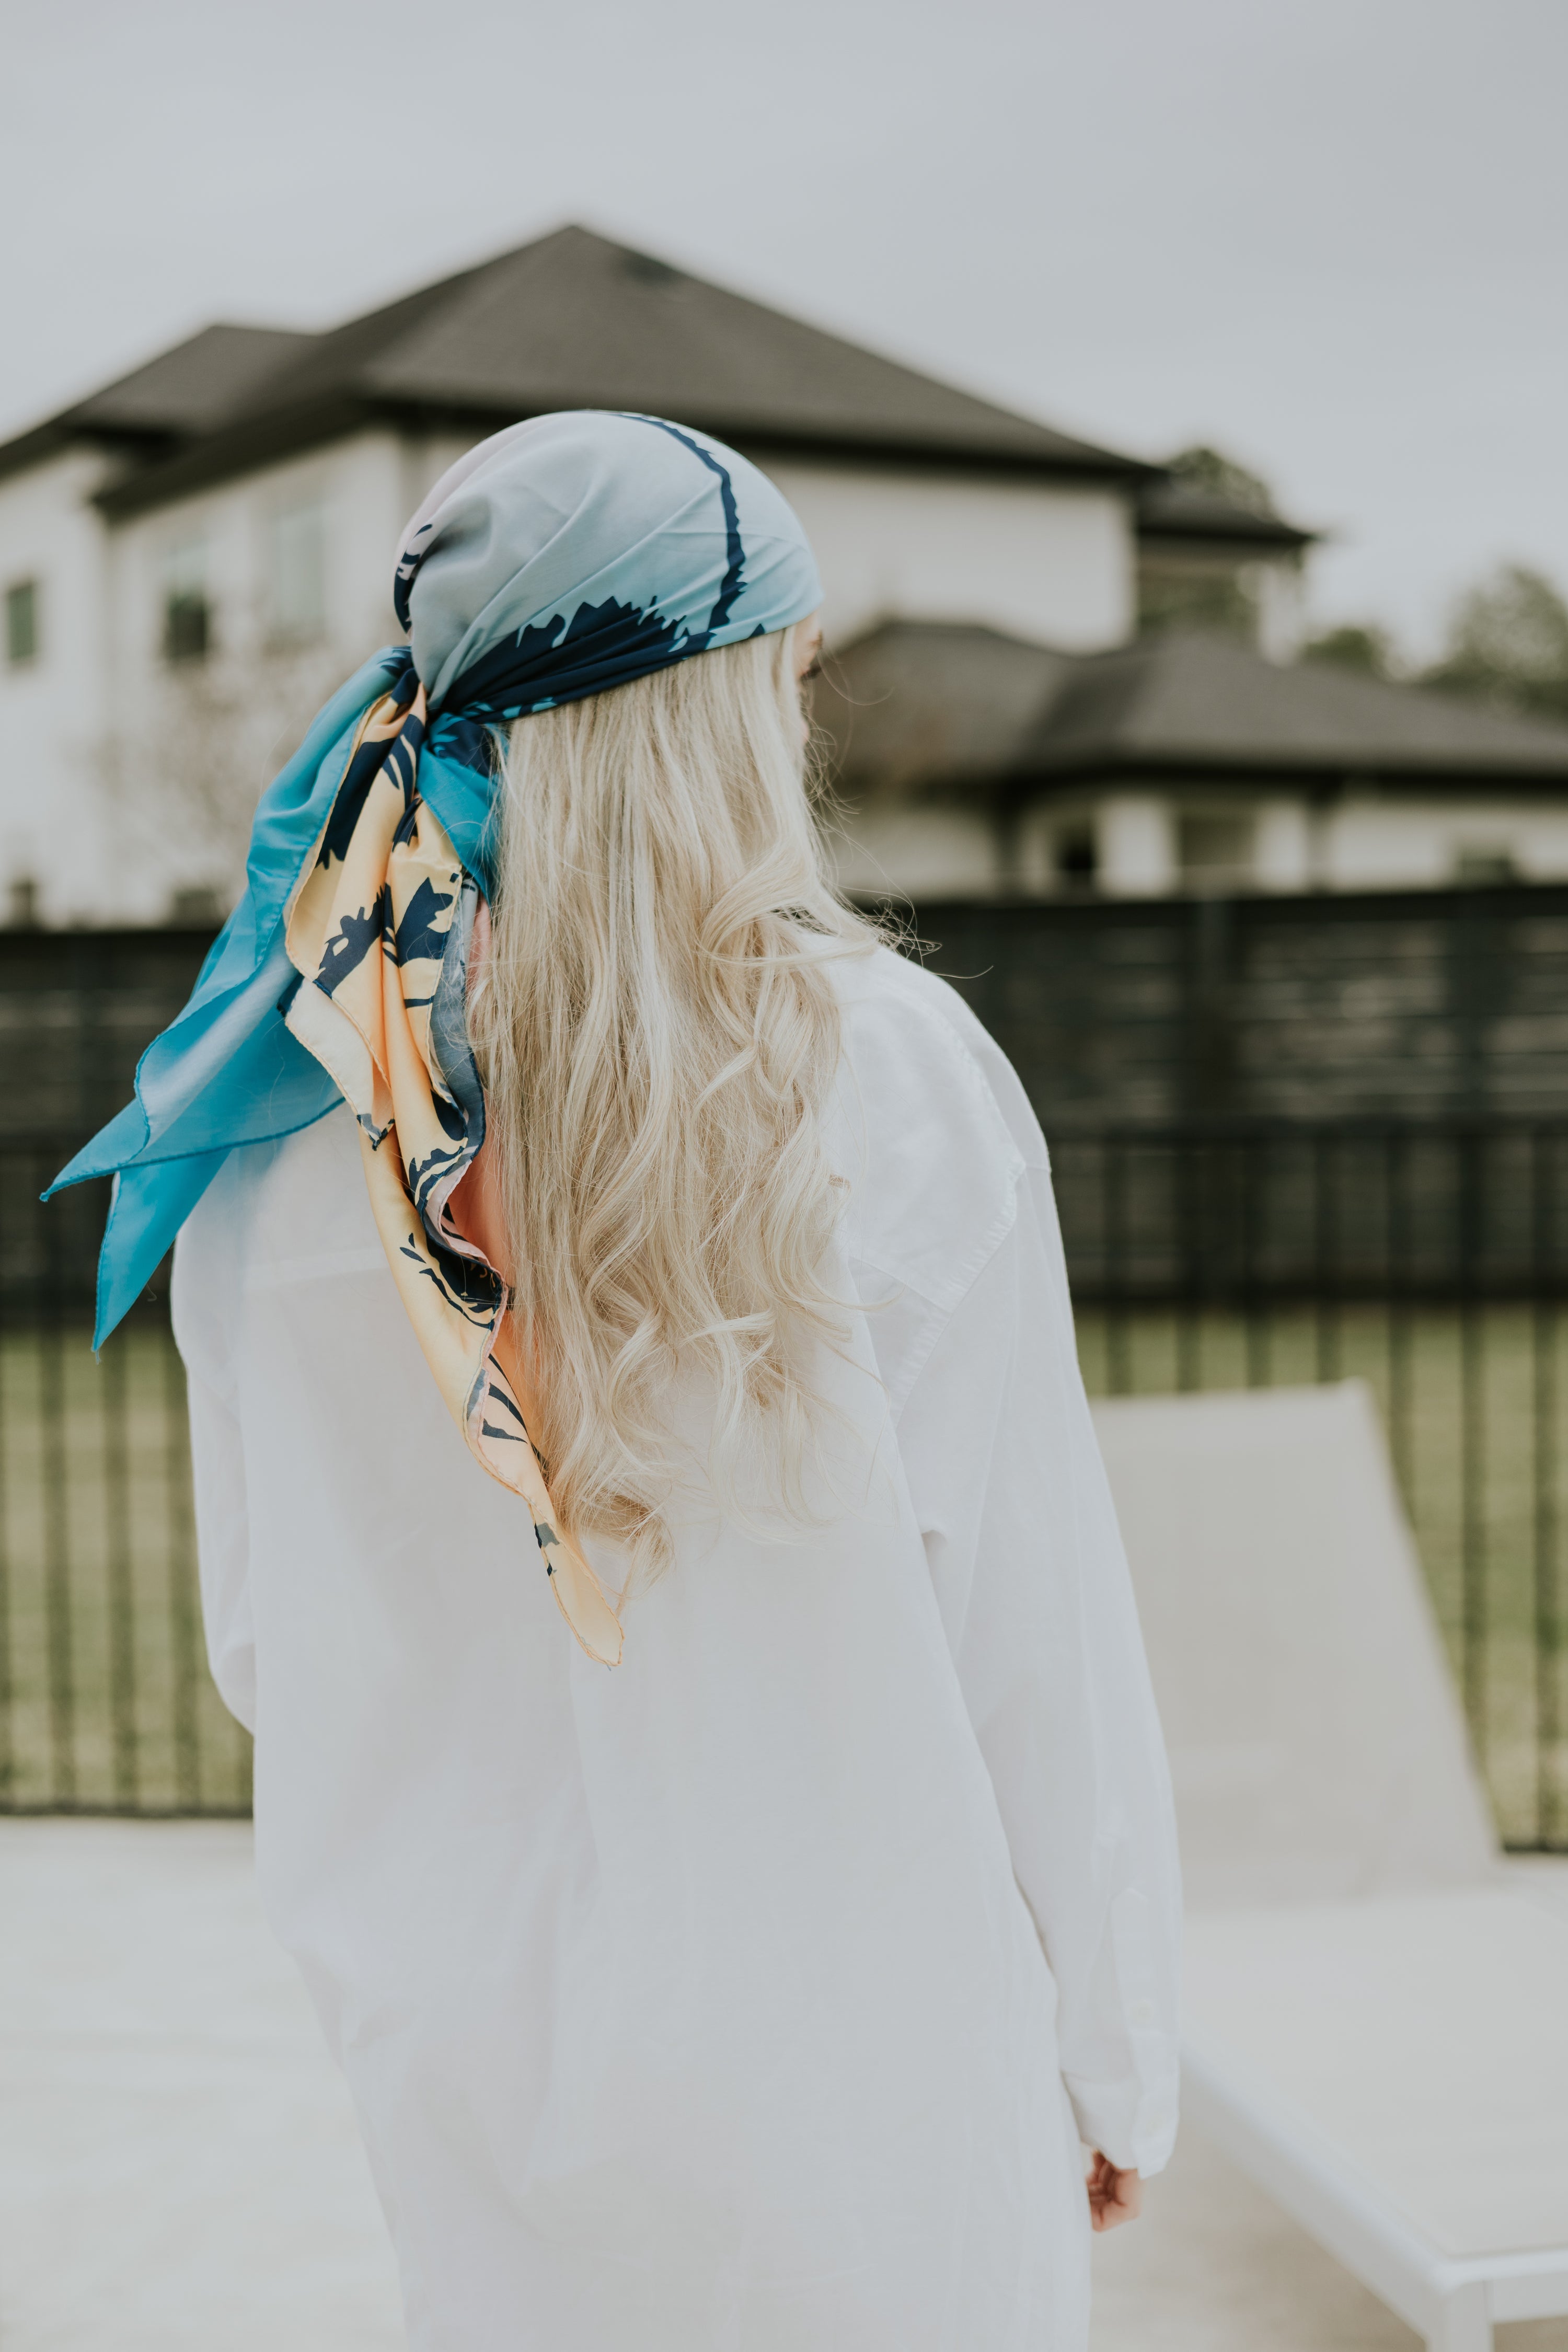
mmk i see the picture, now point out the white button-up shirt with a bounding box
[172,943,1181,2352]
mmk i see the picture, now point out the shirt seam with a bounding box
[884,1164,1024,1422]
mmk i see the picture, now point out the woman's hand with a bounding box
[1086,2152,1142,2232]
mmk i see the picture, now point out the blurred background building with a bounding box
[1,221,1565,1870]
[0,223,1145,927]
[6,223,1568,932]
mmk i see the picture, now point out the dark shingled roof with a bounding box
[0,226,1153,513]
[71,324,321,435]
[0,325,321,485]
[1032,630,1568,781]
[1135,478,1316,554]
[817,621,1568,798]
[816,621,1074,799]
[233,228,1140,462]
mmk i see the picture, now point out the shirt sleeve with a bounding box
[893,1154,1182,2176]
[170,1188,257,1735]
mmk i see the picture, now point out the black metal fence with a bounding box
[0,1140,249,1816]
[916,884,1568,1125]
[1,1121,1563,1847]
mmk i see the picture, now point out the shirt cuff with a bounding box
[1063,2045,1180,2176]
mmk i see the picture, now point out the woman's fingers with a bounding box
[1086,2153,1143,2232]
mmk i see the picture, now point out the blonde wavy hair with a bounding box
[466,627,880,1583]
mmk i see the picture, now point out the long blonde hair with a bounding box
[467,627,879,1582]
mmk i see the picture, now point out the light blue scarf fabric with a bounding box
[49,412,822,1344]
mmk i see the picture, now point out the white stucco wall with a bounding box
[1250,562,1307,665]
[1096,795,1178,896]
[1253,799,1313,890]
[0,448,116,923]
[0,423,505,925]
[105,427,410,679]
[1112,789,1568,896]
[828,805,999,901]
[1077,789,1568,898]
[97,430,412,921]
[760,459,1135,652]
[824,784,1568,906]
[1322,795,1568,890]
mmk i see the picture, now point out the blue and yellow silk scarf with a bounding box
[49,411,822,1661]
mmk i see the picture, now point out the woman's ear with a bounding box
[792,611,824,683]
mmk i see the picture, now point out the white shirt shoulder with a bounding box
[828,944,1046,1410]
[838,941,1048,1174]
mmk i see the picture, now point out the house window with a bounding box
[163,540,211,663]
[168,883,224,926]
[1452,845,1517,887]
[268,501,326,644]
[1054,821,1099,889]
[1137,560,1260,644]
[1178,810,1254,890]
[6,579,39,665]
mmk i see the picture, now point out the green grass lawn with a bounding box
[0,1308,1563,1844]
[0,1322,250,1815]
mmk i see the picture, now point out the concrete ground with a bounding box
[0,1819,1562,2350]
[0,1819,402,2350]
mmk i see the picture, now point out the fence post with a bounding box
[103,1332,136,1811]
[1242,1128,1269,1389]
[1458,1126,1488,1769]
[162,1326,202,1811]
[0,1152,13,1807]
[1106,1137,1132,1396]
[1387,1128,1415,1509]
[1177,1133,1201,1393]
[40,1181,75,1808]
[1313,1129,1341,1383]
[1532,1126,1561,1848]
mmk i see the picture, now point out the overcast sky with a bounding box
[6,0,1564,658]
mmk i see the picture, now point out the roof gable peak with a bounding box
[13,222,1156,511]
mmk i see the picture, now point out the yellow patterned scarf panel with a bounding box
[282,682,624,1666]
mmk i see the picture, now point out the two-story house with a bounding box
[7,220,1560,924]
[0,224,1167,925]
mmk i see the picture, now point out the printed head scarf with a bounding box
[50,412,823,1664]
